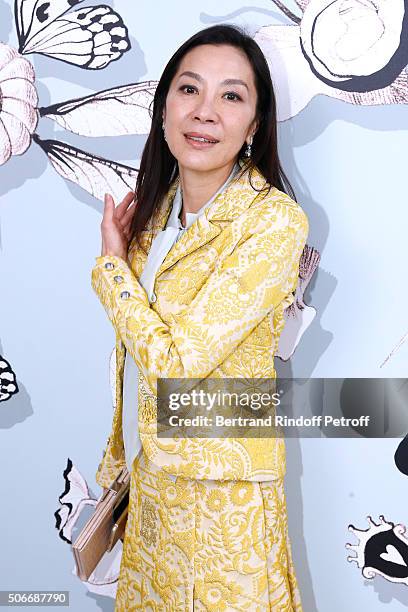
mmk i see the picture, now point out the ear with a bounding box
[251,117,259,138]
[247,117,259,142]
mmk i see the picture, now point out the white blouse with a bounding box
[122,162,241,474]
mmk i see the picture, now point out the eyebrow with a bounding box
[178,71,249,92]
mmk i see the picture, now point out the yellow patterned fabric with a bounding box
[115,449,302,611]
[91,162,309,485]
[90,161,308,610]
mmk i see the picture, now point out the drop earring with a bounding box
[162,120,167,141]
[244,135,253,158]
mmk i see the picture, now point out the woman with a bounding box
[91,24,309,611]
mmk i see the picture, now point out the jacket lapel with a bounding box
[130,161,271,279]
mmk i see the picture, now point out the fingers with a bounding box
[103,191,136,243]
[119,194,137,239]
[121,200,136,226]
[100,193,132,258]
[122,218,134,241]
[123,225,132,240]
[102,193,115,226]
[115,191,135,220]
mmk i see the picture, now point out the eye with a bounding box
[179,85,197,94]
[179,85,196,91]
[224,92,242,102]
[178,85,242,102]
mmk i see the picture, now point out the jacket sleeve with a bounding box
[90,200,309,397]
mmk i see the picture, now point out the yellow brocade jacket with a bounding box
[91,163,309,489]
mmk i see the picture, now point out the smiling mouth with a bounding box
[184,134,219,144]
[184,135,220,148]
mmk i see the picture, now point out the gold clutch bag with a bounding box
[72,466,130,581]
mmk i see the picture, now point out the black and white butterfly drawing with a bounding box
[15,0,130,68]
[0,354,19,401]
[36,80,158,200]
[345,430,408,587]
[54,347,122,597]
[347,515,408,586]
[1,0,147,203]
[54,457,123,596]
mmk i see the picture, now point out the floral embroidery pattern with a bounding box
[140,499,157,548]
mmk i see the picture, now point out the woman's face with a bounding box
[162,44,259,174]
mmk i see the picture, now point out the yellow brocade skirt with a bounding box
[115,450,302,611]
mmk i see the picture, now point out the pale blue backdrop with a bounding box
[0,1,407,610]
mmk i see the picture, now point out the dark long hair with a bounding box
[129,23,296,253]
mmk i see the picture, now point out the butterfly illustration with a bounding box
[346,423,408,585]
[54,457,122,596]
[347,515,408,585]
[0,354,19,401]
[54,346,121,596]
[0,0,148,203]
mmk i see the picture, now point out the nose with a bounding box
[192,93,218,123]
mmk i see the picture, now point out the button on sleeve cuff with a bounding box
[91,255,151,333]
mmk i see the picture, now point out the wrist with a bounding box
[100,251,127,260]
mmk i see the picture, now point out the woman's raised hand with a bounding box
[100,191,136,259]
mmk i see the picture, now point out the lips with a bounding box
[184,132,219,143]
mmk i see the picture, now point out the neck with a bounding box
[178,162,236,216]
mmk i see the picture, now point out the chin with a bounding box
[176,154,220,172]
